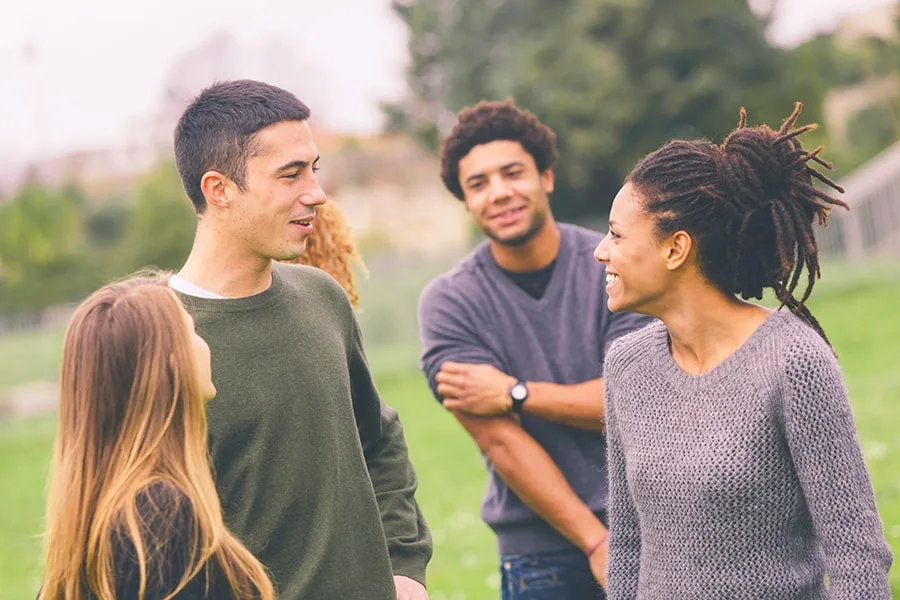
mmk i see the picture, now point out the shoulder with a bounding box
[132,481,195,538]
[770,310,843,381]
[274,260,345,292]
[113,481,196,562]
[560,222,604,254]
[560,222,604,244]
[559,223,609,283]
[604,319,666,378]
[273,261,353,308]
[418,245,488,311]
[114,482,207,597]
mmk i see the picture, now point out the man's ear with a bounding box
[540,168,555,195]
[664,230,693,271]
[200,171,232,209]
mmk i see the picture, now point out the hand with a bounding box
[436,362,516,416]
[394,575,428,600]
[587,538,608,590]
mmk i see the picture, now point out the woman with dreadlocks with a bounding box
[285,200,367,309]
[593,103,892,599]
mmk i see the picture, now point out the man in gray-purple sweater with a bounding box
[417,99,651,599]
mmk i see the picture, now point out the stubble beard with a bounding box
[482,209,548,248]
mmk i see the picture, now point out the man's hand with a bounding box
[588,539,608,590]
[394,575,428,600]
[436,362,516,416]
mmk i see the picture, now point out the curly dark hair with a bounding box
[628,102,847,346]
[440,99,558,200]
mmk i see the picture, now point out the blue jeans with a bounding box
[500,548,606,599]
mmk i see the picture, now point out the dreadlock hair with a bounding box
[440,99,558,200]
[628,102,848,347]
[284,200,368,308]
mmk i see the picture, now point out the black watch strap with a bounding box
[510,381,529,414]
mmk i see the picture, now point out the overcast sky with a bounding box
[0,0,895,162]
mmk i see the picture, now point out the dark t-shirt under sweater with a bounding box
[178,263,432,600]
[417,223,653,556]
[500,259,556,300]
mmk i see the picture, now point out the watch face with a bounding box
[511,383,527,401]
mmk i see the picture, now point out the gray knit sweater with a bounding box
[603,310,892,599]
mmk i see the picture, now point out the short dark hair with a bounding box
[628,102,847,346]
[173,80,311,213]
[440,99,558,200]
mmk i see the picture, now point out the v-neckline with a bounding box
[651,310,786,391]
[482,226,569,308]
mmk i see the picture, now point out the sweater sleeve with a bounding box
[348,316,434,587]
[782,340,892,599]
[604,358,641,600]
[417,278,505,402]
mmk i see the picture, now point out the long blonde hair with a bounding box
[288,200,367,307]
[39,275,275,600]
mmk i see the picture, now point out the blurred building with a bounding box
[817,3,900,261]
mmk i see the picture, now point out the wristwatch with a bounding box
[509,381,529,414]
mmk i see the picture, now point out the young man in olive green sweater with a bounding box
[168,79,432,600]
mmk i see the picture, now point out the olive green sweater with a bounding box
[177,263,432,599]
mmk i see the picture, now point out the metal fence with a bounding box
[817,141,900,260]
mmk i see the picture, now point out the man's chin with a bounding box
[491,229,536,247]
[493,231,537,248]
[273,241,309,263]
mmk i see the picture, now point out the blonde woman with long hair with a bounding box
[38,274,275,600]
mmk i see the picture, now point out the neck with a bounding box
[656,281,770,375]
[178,222,274,298]
[490,217,561,272]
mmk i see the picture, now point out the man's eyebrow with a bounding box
[464,172,486,186]
[464,161,524,185]
[275,156,321,172]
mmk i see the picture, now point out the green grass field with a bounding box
[0,326,65,392]
[0,262,898,598]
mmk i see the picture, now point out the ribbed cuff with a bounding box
[390,549,432,587]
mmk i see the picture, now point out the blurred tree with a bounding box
[0,161,196,314]
[85,202,130,248]
[0,184,80,279]
[829,99,900,178]
[123,160,196,272]
[0,183,97,313]
[847,101,900,157]
[386,0,820,219]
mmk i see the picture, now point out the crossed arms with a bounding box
[417,284,612,583]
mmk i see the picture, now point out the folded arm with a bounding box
[417,282,607,559]
[437,362,605,431]
[350,318,433,588]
